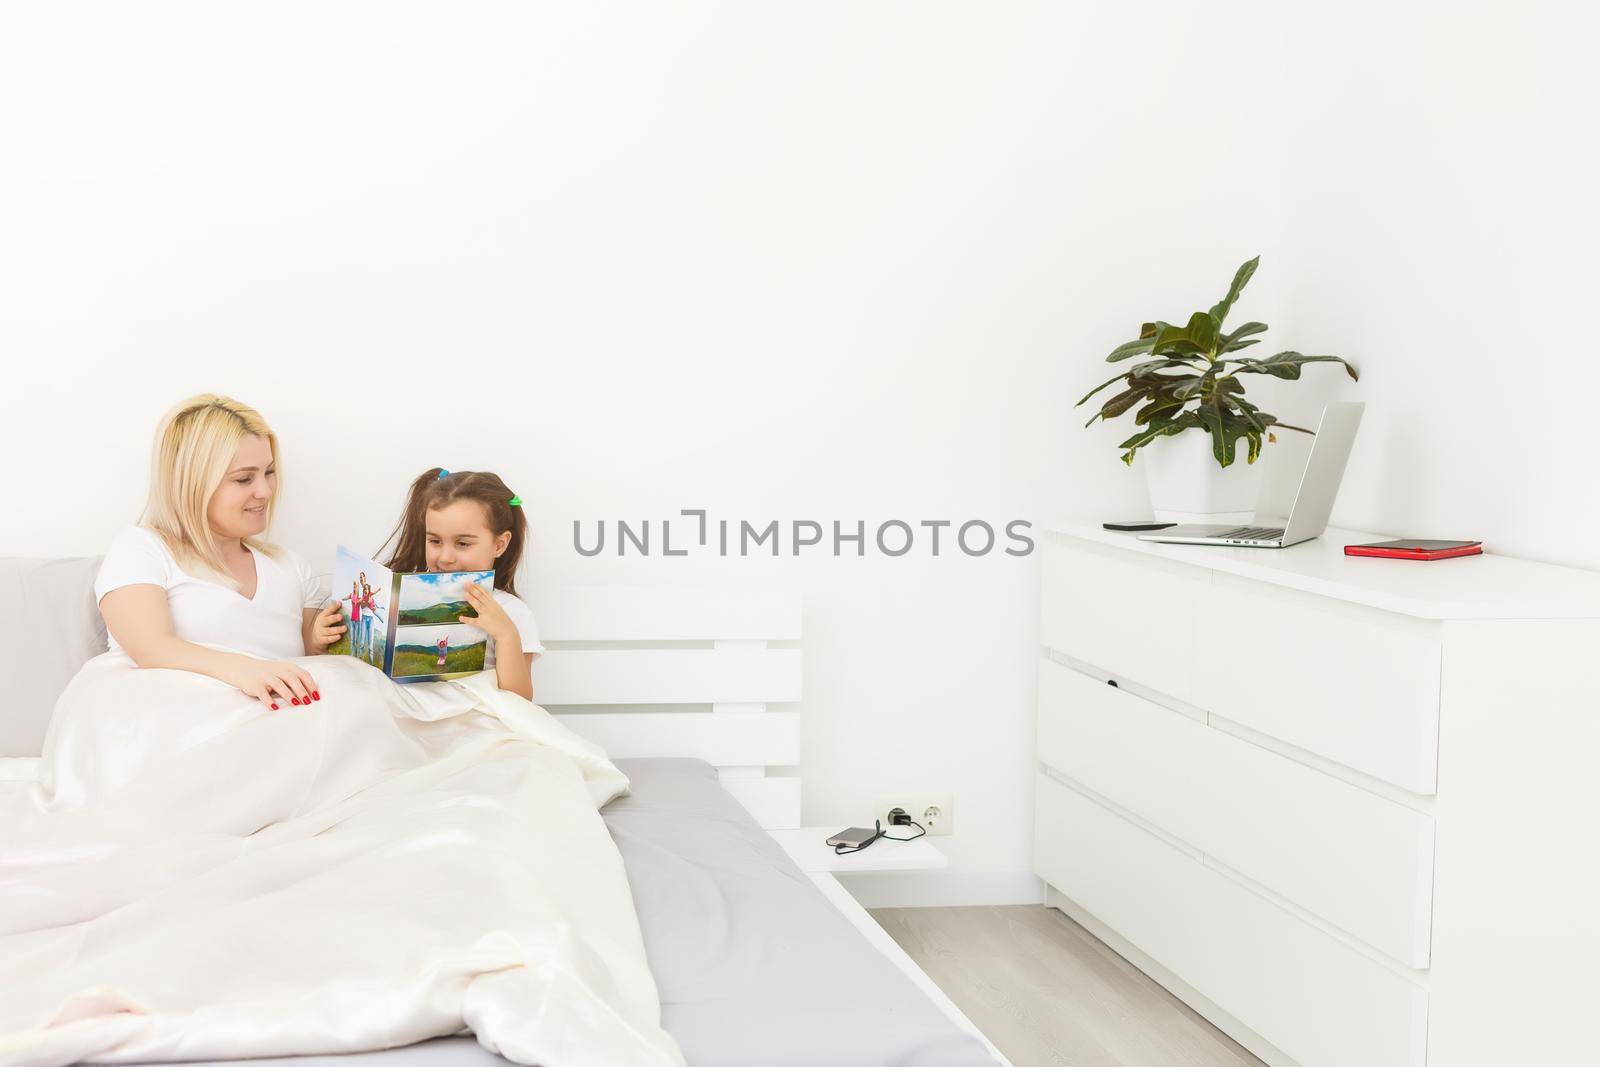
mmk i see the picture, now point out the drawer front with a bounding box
[1188,576,1442,794]
[1034,773,1427,1067]
[1039,539,1200,699]
[1037,659,1434,966]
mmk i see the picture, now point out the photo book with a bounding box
[328,546,494,682]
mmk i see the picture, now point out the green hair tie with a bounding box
[508,494,522,507]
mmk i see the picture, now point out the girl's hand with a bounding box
[459,583,516,643]
[228,659,320,711]
[310,602,347,651]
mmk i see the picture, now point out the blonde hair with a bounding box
[141,394,281,588]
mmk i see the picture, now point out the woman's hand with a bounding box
[104,585,323,708]
[309,602,347,652]
[227,659,320,711]
[458,583,516,643]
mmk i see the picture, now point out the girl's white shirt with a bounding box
[484,589,545,668]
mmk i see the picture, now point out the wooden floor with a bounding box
[869,904,1264,1067]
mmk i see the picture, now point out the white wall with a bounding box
[24,2,1582,906]
[1277,3,1600,569]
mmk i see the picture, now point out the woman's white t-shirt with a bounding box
[95,525,329,661]
[484,589,545,669]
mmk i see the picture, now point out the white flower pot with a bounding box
[1139,430,1263,522]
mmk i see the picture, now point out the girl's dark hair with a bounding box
[378,468,527,596]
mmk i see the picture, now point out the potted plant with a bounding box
[1077,256,1358,517]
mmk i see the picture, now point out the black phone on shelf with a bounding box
[1102,521,1177,532]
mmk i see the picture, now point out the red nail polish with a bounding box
[313,692,321,701]
[291,697,300,706]
[271,703,279,710]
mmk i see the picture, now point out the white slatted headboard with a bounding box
[531,585,802,829]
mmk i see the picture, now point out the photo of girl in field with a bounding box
[391,623,487,678]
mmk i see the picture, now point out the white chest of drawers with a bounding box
[1033,519,1600,1067]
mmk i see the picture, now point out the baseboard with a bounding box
[836,868,1045,908]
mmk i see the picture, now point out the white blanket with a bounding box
[0,652,686,1067]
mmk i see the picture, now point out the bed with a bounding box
[0,556,1008,1067]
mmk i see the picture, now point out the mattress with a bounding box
[10,756,995,1066]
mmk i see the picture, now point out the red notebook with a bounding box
[1345,539,1482,561]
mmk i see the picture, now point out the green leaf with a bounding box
[1077,360,1191,406]
[1208,256,1260,324]
[1134,395,1188,425]
[1245,428,1263,464]
[1084,379,1158,425]
[1137,370,1202,387]
[1098,383,1149,420]
[1130,358,1206,378]
[1117,418,1172,450]
[1116,412,1198,463]
[1233,395,1269,432]
[1106,336,1158,363]
[1148,311,1225,360]
[1173,365,1224,400]
[1233,401,1313,434]
[1220,321,1268,352]
[1196,399,1254,467]
[1226,350,1360,381]
[1149,318,1202,356]
[1075,368,1133,407]
[1185,311,1221,357]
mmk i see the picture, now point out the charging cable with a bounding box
[829,810,928,855]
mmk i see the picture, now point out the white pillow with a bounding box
[1,556,106,756]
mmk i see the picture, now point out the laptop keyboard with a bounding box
[1219,526,1285,541]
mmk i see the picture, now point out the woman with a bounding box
[5,394,682,1067]
[96,393,347,710]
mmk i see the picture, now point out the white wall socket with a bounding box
[873,793,954,836]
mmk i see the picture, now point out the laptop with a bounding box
[1139,401,1365,548]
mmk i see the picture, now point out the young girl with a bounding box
[342,580,364,657]
[357,575,381,661]
[379,468,544,700]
